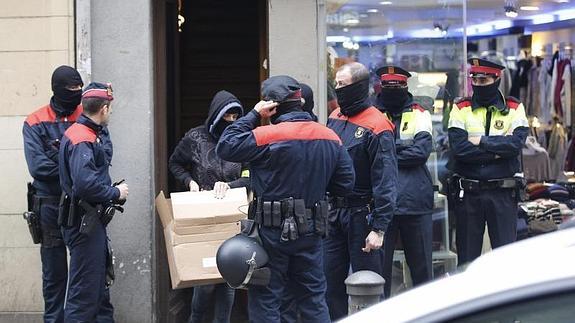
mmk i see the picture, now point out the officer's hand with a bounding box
[468,136,482,146]
[189,180,200,192]
[254,100,278,119]
[362,231,383,252]
[213,181,230,199]
[117,183,129,200]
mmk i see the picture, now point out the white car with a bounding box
[342,226,575,323]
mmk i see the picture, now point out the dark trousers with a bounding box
[455,188,517,266]
[248,227,329,323]
[382,213,433,298]
[39,201,67,323]
[324,207,383,321]
[62,219,114,322]
[189,283,235,323]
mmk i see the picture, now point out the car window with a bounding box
[449,291,575,323]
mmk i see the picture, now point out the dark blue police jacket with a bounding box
[327,106,398,232]
[216,110,355,208]
[23,104,83,196]
[381,103,434,216]
[59,114,118,204]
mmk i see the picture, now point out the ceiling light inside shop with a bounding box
[505,8,518,18]
[343,27,349,32]
[367,9,379,13]
[531,14,555,24]
[345,18,360,24]
[520,6,540,11]
[554,0,569,3]
[379,1,393,5]
[359,13,369,18]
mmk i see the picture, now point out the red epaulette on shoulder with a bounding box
[25,105,55,126]
[65,123,97,145]
[454,97,471,109]
[411,103,426,112]
[506,96,520,110]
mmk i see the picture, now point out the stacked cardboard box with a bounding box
[155,188,248,289]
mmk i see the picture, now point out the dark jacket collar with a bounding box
[78,114,103,133]
[274,111,312,123]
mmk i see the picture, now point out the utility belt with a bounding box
[329,196,373,209]
[248,197,329,241]
[450,174,523,200]
[58,192,124,235]
[23,183,61,244]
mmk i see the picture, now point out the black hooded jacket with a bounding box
[168,91,248,191]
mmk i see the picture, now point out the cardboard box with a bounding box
[155,189,247,289]
[170,189,248,227]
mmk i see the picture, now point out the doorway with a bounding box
[153,0,268,322]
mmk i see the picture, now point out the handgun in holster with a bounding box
[78,200,103,235]
[23,183,42,244]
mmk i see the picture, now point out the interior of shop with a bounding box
[326,0,575,296]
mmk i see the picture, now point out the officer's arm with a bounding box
[449,128,498,163]
[479,127,528,158]
[168,133,197,187]
[217,110,267,162]
[22,122,59,181]
[227,165,251,189]
[479,104,529,158]
[69,142,120,203]
[327,146,355,196]
[397,133,433,167]
[368,130,398,232]
[448,107,497,163]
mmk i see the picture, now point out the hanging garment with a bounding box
[522,136,551,182]
[548,123,568,181]
[539,58,553,125]
[528,65,541,117]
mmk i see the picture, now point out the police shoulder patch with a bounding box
[494,120,505,130]
[355,127,365,138]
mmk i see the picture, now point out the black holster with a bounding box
[78,200,103,235]
[23,183,42,244]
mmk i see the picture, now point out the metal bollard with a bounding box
[345,270,385,315]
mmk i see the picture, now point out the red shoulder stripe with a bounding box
[330,106,394,135]
[506,99,520,110]
[65,123,97,145]
[253,121,342,146]
[455,101,471,110]
[412,104,425,112]
[25,105,55,126]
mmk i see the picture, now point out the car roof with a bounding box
[342,227,575,323]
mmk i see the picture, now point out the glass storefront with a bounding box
[325,0,575,294]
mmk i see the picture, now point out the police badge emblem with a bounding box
[494,120,504,130]
[355,127,365,138]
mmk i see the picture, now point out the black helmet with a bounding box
[216,234,270,288]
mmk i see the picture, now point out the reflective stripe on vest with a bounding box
[396,109,432,140]
[448,100,528,136]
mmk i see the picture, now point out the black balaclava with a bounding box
[335,78,371,116]
[212,106,242,139]
[376,87,412,114]
[50,66,83,116]
[270,101,302,124]
[472,78,503,109]
[299,83,318,122]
